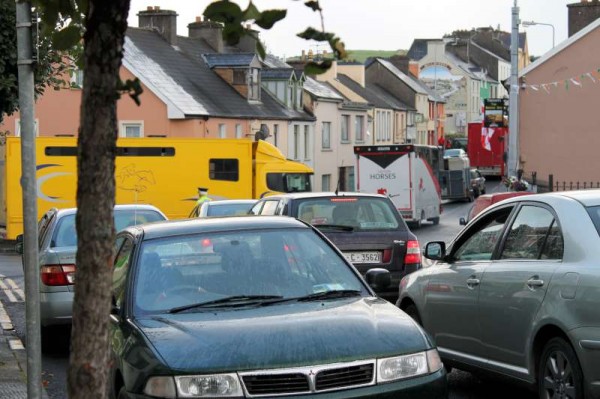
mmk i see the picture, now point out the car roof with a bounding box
[126,215,309,240]
[54,204,166,217]
[259,192,389,200]
[206,199,256,205]
[485,189,600,208]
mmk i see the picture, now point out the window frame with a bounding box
[119,121,144,138]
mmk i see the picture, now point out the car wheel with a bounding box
[430,217,440,225]
[481,187,486,194]
[538,337,584,399]
[116,386,128,399]
[404,304,422,326]
[473,187,480,198]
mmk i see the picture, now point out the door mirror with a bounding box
[109,296,121,322]
[365,268,391,291]
[424,242,446,260]
[15,234,24,254]
[459,217,467,226]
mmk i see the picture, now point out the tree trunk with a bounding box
[68,1,130,398]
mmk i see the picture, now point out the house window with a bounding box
[322,174,331,191]
[233,70,246,85]
[70,69,84,88]
[15,119,40,137]
[218,124,226,138]
[304,125,310,161]
[295,83,303,110]
[288,82,294,107]
[355,115,364,142]
[294,125,300,159]
[235,124,243,139]
[273,124,279,147]
[341,115,350,142]
[248,68,260,101]
[119,121,144,138]
[322,122,331,149]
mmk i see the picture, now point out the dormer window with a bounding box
[248,68,260,101]
[233,70,246,85]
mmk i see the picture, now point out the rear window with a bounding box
[294,197,405,231]
[586,206,600,236]
[206,203,254,217]
[51,209,166,247]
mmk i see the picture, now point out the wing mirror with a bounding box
[424,242,446,261]
[365,268,391,291]
[15,234,24,255]
[459,217,467,226]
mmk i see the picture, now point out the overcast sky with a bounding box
[128,0,574,59]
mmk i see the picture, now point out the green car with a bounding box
[109,216,447,398]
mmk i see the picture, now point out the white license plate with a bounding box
[343,252,381,264]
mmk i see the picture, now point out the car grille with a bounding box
[240,360,376,397]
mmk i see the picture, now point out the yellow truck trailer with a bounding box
[0,136,313,239]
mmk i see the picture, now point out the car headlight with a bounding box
[377,349,443,383]
[175,374,243,397]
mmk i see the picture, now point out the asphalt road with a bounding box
[0,178,536,398]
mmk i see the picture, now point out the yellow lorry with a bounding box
[0,136,313,239]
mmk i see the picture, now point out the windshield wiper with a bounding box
[295,290,362,302]
[168,295,283,313]
[313,224,354,231]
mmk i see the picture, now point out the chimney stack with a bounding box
[387,54,411,74]
[567,0,600,37]
[238,24,260,54]
[188,16,224,53]
[138,6,178,45]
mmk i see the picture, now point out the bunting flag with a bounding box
[481,127,494,151]
[520,67,600,94]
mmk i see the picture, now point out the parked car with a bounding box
[460,191,532,225]
[469,168,486,197]
[249,192,422,302]
[442,148,468,158]
[188,199,256,218]
[109,216,447,398]
[16,204,167,343]
[398,190,600,399]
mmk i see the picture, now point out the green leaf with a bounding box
[304,60,332,75]
[256,40,266,59]
[242,2,261,21]
[304,1,321,11]
[204,0,243,24]
[254,9,287,29]
[297,27,333,42]
[52,25,82,51]
[222,23,243,45]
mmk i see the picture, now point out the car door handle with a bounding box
[527,278,545,289]
[466,277,480,288]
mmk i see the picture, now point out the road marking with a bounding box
[9,339,24,350]
[6,279,25,301]
[0,300,14,330]
[0,278,18,302]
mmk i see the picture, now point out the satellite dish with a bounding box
[254,124,270,141]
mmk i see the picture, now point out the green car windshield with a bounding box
[133,228,367,314]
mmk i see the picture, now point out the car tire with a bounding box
[481,187,486,194]
[404,304,422,326]
[430,217,440,225]
[116,386,128,399]
[538,337,584,399]
[473,187,480,198]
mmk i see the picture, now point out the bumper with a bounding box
[124,369,447,399]
[570,327,600,398]
[40,290,73,326]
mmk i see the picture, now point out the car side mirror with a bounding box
[459,217,467,226]
[365,268,391,291]
[109,296,122,322]
[424,242,446,261]
[15,234,24,254]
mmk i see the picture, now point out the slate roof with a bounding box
[261,68,295,79]
[304,77,344,101]
[123,27,314,121]
[376,59,429,95]
[203,53,257,68]
[368,85,415,111]
[337,74,410,110]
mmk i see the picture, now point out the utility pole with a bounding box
[507,0,520,178]
[16,1,42,398]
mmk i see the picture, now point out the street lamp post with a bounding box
[522,20,555,48]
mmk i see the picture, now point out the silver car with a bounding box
[18,204,167,344]
[398,190,600,399]
[188,199,256,218]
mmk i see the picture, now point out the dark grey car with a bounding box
[250,192,421,302]
[398,190,600,399]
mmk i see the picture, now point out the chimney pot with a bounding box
[196,16,202,22]
[154,6,160,10]
[146,6,153,11]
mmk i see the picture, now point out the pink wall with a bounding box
[519,26,600,186]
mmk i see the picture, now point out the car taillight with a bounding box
[404,240,421,265]
[382,249,392,263]
[41,264,76,286]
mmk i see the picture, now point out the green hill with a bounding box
[346,49,407,63]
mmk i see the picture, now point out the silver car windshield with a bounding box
[133,228,367,314]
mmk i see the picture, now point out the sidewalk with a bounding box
[0,249,49,398]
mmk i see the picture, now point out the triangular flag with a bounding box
[481,127,494,151]
[565,80,569,90]
[552,82,559,88]
[530,85,539,91]
[586,72,596,83]
[570,78,582,87]
[542,84,550,94]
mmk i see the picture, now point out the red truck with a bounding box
[467,122,507,177]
